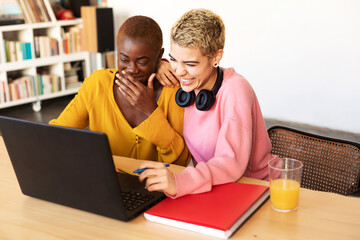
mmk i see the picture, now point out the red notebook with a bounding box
[144,182,269,239]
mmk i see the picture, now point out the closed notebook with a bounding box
[144,182,269,239]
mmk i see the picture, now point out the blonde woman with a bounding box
[138,9,273,198]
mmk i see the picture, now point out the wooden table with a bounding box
[1,136,359,239]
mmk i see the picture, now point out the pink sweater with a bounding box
[174,68,273,198]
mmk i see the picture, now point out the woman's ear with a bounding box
[212,49,224,66]
[155,48,165,71]
[157,48,165,63]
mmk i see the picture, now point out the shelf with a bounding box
[0,19,83,32]
[0,87,79,109]
[1,52,89,72]
[0,19,90,110]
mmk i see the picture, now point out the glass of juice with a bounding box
[268,158,303,212]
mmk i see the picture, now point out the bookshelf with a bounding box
[0,19,90,111]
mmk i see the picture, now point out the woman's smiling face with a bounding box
[117,37,162,85]
[169,43,217,93]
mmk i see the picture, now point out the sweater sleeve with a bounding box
[173,119,252,197]
[49,72,97,128]
[133,107,191,166]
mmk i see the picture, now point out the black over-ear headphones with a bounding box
[175,67,223,111]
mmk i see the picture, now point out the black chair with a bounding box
[268,126,360,196]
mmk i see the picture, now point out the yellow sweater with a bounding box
[49,69,191,166]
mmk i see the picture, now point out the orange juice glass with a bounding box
[268,158,303,212]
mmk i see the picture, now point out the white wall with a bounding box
[107,0,360,133]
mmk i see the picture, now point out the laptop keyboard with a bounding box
[121,191,154,211]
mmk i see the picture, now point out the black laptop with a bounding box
[0,116,165,221]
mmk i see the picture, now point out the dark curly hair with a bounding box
[117,15,163,50]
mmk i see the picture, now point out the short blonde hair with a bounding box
[171,9,225,57]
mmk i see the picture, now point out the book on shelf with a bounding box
[1,81,6,103]
[35,73,60,95]
[8,76,35,101]
[5,40,15,62]
[41,0,56,21]
[144,182,269,239]
[17,0,55,24]
[4,40,32,62]
[8,73,60,101]
[61,26,83,54]
[64,61,81,89]
[25,42,31,59]
[36,0,51,22]
[34,36,59,58]
[65,81,81,89]
[15,42,22,60]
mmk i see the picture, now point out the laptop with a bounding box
[0,116,165,221]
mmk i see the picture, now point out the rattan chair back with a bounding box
[268,126,360,195]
